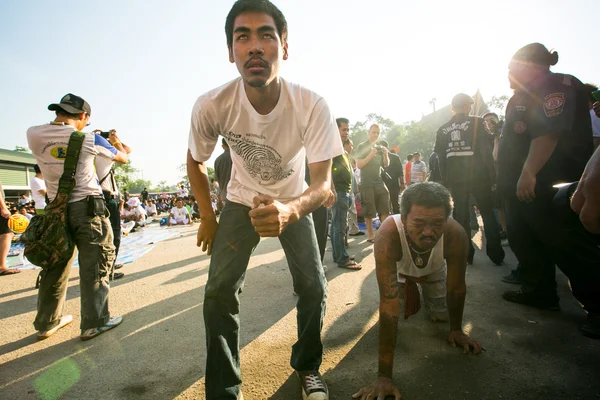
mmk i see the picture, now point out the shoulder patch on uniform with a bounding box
[543,93,565,117]
[513,121,527,134]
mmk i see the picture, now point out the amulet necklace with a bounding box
[408,243,432,267]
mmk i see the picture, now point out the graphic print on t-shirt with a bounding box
[223,131,293,182]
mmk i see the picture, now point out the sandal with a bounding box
[366,238,375,243]
[338,260,362,270]
[0,269,20,276]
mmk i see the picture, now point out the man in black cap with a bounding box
[434,93,504,265]
[26,93,128,340]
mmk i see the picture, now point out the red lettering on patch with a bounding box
[544,93,565,117]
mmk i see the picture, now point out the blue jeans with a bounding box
[330,191,351,265]
[203,201,327,400]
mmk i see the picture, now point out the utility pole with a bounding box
[429,98,437,113]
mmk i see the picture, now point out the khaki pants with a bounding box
[34,199,115,331]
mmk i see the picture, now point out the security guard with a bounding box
[498,43,600,338]
[434,93,505,265]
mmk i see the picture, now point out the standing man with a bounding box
[94,128,132,281]
[29,165,47,215]
[0,181,19,276]
[141,187,149,203]
[214,138,233,213]
[498,43,600,338]
[355,124,390,243]
[404,154,413,186]
[186,1,342,398]
[409,152,427,184]
[331,118,361,270]
[353,183,483,400]
[27,93,127,340]
[434,93,505,265]
[380,140,405,214]
[347,143,363,237]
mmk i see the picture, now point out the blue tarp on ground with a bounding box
[7,225,181,270]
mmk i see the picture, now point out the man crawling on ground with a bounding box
[354,182,484,400]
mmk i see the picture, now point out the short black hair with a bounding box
[34,164,41,174]
[336,117,349,127]
[400,182,453,219]
[379,140,389,148]
[413,152,421,156]
[512,43,558,67]
[222,138,229,147]
[482,112,499,119]
[225,0,288,48]
[407,154,414,161]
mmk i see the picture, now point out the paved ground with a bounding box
[1,225,599,400]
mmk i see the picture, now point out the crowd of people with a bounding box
[1,0,599,399]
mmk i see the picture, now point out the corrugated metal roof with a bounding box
[0,148,37,165]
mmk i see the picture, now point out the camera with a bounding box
[100,131,111,139]
[373,145,386,156]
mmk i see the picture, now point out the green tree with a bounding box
[487,95,510,118]
[178,163,214,188]
[14,146,29,152]
[113,161,138,191]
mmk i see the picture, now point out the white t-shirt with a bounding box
[171,206,189,220]
[188,77,343,207]
[95,140,120,196]
[27,124,117,203]
[177,188,188,197]
[123,205,146,219]
[29,177,47,209]
[591,109,600,138]
[410,161,428,183]
[146,204,157,214]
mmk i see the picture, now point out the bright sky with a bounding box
[1,0,598,186]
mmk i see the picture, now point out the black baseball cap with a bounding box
[48,93,91,115]
[451,93,474,108]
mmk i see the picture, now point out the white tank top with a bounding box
[393,214,445,278]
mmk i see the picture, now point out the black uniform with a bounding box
[498,71,600,310]
[383,152,404,214]
[434,114,505,264]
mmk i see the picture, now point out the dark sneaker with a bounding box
[581,313,600,339]
[502,290,560,311]
[110,272,125,281]
[349,231,365,236]
[114,263,124,270]
[297,371,328,400]
[501,272,521,284]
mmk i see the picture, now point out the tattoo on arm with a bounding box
[378,311,399,378]
[447,292,466,331]
[444,220,468,331]
[374,218,402,378]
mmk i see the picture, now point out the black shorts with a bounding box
[0,215,11,235]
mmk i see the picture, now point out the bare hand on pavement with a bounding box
[248,194,294,237]
[353,377,403,400]
[448,330,485,354]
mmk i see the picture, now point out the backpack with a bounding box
[22,131,85,269]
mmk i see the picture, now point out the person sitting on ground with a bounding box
[189,195,200,220]
[18,205,33,220]
[169,198,192,226]
[145,199,157,217]
[354,182,483,400]
[122,198,146,228]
